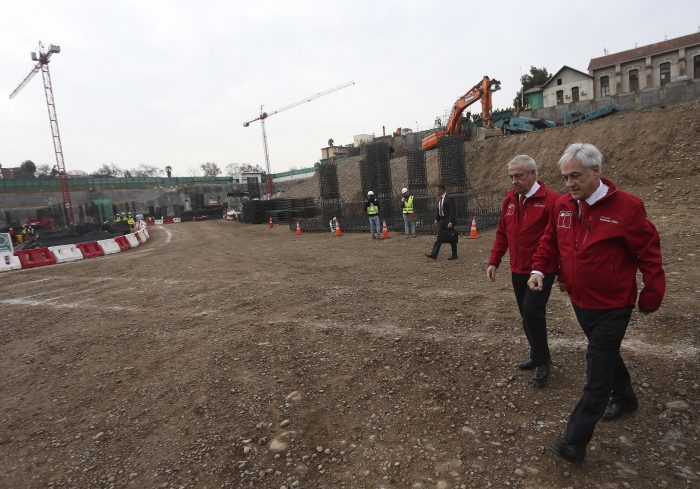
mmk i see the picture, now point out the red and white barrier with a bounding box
[49,244,84,263]
[155,219,164,225]
[0,252,22,272]
[98,238,121,255]
[4,225,151,272]
[125,233,140,247]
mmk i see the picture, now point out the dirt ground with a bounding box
[1,103,699,488]
[1,188,699,489]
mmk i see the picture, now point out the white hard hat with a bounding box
[401,187,408,194]
[367,191,374,196]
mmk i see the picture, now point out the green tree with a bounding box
[513,66,550,108]
[20,160,36,178]
[164,165,173,178]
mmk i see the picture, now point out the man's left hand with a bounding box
[447,222,453,229]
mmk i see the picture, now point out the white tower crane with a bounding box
[243,80,355,198]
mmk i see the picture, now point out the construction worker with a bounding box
[126,213,135,227]
[365,191,381,239]
[400,187,416,237]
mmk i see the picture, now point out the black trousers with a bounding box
[565,305,635,446]
[511,273,555,366]
[429,221,457,257]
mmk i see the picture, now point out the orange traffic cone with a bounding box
[381,219,390,239]
[268,217,273,229]
[467,216,479,239]
[295,221,303,235]
[335,218,343,236]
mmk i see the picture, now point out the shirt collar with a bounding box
[584,180,609,206]
[522,181,540,200]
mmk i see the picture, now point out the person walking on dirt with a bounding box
[527,143,665,464]
[487,155,560,387]
[400,187,417,237]
[425,184,458,260]
[365,191,381,239]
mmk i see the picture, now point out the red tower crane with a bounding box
[9,41,74,226]
[243,80,355,198]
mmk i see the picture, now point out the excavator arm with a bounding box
[422,76,496,150]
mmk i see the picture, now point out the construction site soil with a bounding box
[1,102,698,489]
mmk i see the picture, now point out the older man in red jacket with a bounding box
[487,155,560,386]
[528,143,665,464]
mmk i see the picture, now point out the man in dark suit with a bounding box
[425,184,458,260]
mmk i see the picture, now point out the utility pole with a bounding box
[9,41,74,226]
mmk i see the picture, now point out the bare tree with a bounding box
[200,162,221,176]
[36,164,53,177]
[131,164,161,177]
[92,163,123,177]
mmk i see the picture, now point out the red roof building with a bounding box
[587,32,700,99]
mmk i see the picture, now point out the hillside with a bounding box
[285,101,700,203]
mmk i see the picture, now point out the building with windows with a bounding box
[541,66,594,108]
[588,32,700,99]
[523,86,544,109]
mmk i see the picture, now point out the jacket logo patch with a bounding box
[599,216,619,224]
[557,210,573,229]
[533,203,545,208]
[506,203,515,216]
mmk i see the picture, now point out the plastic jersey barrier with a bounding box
[125,234,140,247]
[97,239,121,255]
[76,241,105,259]
[137,229,148,242]
[0,252,22,272]
[14,248,57,269]
[49,244,84,263]
[113,235,132,251]
[173,217,182,223]
[155,219,164,225]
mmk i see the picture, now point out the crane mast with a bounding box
[243,81,355,198]
[9,42,74,225]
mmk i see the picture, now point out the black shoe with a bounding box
[532,364,549,386]
[424,253,437,260]
[549,439,586,464]
[517,359,536,371]
[602,397,638,420]
[447,255,458,260]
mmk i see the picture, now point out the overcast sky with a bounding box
[1,0,698,176]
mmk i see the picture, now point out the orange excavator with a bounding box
[421,76,499,150]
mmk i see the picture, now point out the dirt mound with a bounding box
[285,102,700,204]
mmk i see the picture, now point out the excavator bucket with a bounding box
[421,130,444,151]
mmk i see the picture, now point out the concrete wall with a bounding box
[522,78,700,122]
[0,183,238,227]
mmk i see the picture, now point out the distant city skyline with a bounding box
[1,0,698,177]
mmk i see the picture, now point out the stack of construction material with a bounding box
[317,160,342,224]
[360,142,394,220]
[437,135,467,194]
[407,149,428,195]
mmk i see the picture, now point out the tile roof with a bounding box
[542,66,592,88]
[588,32,700,71]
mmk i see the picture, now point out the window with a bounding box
[694,55,700,79]
[629,69,639,91]
[600,76,610,97]
[572,86,579,102]
[660,62,671,86]
[557,78,562,86]
[556,90,564,105]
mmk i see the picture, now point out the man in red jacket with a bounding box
[487,155,560,386]
[528,143,665,464]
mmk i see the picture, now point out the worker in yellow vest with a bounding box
[401,187,416,237]
[126,213,135,227]
[365,191,381,239]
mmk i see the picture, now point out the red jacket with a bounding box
[488,182,560,274]
[531,177,665,311]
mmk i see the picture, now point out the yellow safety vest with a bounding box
[127,217,135,225]
[367,202,379,215]
[402,195,414,214]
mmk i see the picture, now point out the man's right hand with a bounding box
[527,273,543,291]
[486,265,497,282]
